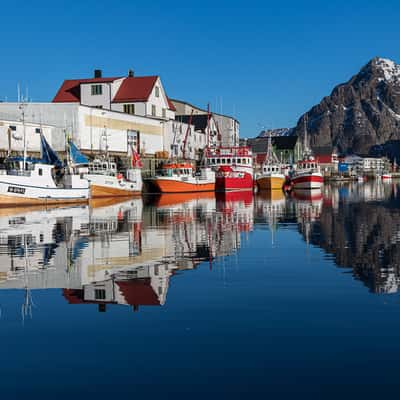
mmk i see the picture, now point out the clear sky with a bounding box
[1,0,399,137]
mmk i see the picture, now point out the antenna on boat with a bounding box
[19,98,27,170]
[207,103,211,148]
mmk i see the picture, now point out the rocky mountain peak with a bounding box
[292,57,400,157]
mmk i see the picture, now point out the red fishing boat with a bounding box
[291,157,324,189]
[205,146,254,191]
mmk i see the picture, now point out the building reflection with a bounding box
[0,191,255,314]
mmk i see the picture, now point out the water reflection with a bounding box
[0,191,255,315]
[0,181,399,319]
[296,181,400,293]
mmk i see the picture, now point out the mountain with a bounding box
[258,128,293,137]
[292,57,400,157]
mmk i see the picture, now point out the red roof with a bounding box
[167,98,176,111]
[117,279,160,306]
[63,278,160,307]
[113,76,158,103]
[316,155,334,163]
[52,77,121,103]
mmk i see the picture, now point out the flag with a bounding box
[131,145,143,168]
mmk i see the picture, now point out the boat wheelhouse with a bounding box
[85,158,142,197]
[256,163,285,191]
[0,156,89,205]
[151,162,215,193]
[205,147,254,191]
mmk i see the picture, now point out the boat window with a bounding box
[222,158,226,164]
[216,159,220,164]
[227,158,231,164]
[242,158,246,164]
[38,168,43,176]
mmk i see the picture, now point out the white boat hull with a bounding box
[291,172,324,189]
[0,180,89,205]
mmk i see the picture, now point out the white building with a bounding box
[53,69,176,121]
[345,155,388,174]
[0,102,164,156]
[171,99,240,147]
[0,70,240,162]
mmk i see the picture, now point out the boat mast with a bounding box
[303,114,310,156]
[267,132,272,164]
[19,101,27,170]
[207,103,211,148]
[182,110,194,160]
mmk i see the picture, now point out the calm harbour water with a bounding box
[0,181,400,399]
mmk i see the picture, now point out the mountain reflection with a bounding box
[0,181,399,317]
[295,181,400,294]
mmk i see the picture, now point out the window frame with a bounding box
[91,84,103,96]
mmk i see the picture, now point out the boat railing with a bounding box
[4,169,31,177]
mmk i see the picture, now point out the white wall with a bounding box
[111,102,147,116]
[163,120,207,159]
[0,120,64,152]
[0,103,164,156]
[146,77,173,119]
[80,82,112,109]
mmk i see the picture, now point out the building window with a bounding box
[91,84,102,96]
[35,128,41,134]
[151,105,156,116]
[95,289,106,300]
[38,168,43,176]
[9,125,16,131]
[155,86,159,97]
[162,108,166,118]
[124,104,135,115]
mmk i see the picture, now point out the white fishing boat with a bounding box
[0,136,89,206]
[81,145,143,198]
[290,117,323,190]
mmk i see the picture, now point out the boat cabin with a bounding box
[89,160,118,176]
[157,163,194,177]
[297,160,319,170]
[205,147,253,168]
[1,157,57,177]
[262,164,282,174]
[0,157,62,188]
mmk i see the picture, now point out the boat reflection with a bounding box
[0,191,255,315]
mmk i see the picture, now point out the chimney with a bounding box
[94,69,102,78]
[128,69,134,78]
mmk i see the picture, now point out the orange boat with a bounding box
[150,163,215,193]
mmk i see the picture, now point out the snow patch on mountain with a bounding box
[375,58,400,82]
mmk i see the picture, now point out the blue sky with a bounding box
[0,0,399,137]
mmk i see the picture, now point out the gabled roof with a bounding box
[113,76,158,103]
[52,77,122,102]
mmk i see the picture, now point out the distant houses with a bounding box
[244,133,393,177]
